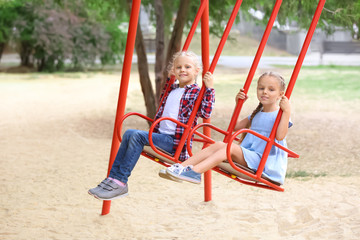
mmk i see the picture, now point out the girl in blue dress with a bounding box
[162,71,292,185]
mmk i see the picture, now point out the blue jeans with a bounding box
[109,129,174,183]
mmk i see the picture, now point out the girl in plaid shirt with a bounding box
[89,51,215,200]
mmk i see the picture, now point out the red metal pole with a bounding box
[224,0,282,143]
[183,0,207,51]
[208,0,243,73]
[255,0,326,177]
[201,0,212,202]
[101,0,141,216]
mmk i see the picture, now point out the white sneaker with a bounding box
[158,169,183,183]
[167,163,185,176]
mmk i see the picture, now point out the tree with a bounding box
[241,0,360,40]
[154,0,165,102]
[3,0,125,71]
[0,0,25,61]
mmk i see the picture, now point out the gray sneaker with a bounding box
[94,179,129,200]
[88,178,111,197]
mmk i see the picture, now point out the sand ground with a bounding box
[1,69,359,239]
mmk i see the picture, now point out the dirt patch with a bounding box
[1,71,359,239]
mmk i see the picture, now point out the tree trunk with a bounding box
[19,41,33,67]
[125,0,156,119]
[134,13,157,119]
[161,0,191,91]
[154,0,165,103]
[0,42,4,62]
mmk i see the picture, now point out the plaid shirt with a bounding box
[154,79,215,161]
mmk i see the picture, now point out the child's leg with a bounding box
[192,143,246,173]
[109,130,174,183]
[180,141,227,167]
[108,129,138,180]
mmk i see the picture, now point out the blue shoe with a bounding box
[168,166,201,184]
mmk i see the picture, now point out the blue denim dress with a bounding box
[240,110,292,184]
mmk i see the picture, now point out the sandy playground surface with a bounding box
[0,68,360,239]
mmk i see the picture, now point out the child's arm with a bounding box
[276,95,291,141]
[199,72,215,119]
[234,88,250,131]
[234,117,250,131]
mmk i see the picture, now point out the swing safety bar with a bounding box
[187,123,299,191]
[225,129,299,191]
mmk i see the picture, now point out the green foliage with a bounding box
[7,0,126,72]
[241,0,360,39]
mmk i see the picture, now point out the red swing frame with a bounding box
[100,0,326,215]
[188,0,326,192]
[102,0,214,215]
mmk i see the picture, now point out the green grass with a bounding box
[286,170,327,179]
[295,67,360,101]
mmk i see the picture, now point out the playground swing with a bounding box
[101,0,325,215]
[187,0,326,192]
[102,0,245,215]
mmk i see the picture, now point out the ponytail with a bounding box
[238,102,263,142]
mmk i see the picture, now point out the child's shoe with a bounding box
[94,179,128,200]
[158,169,183,183]
[167,165,201,184]
[88,178,111,196]
[166,163,185,176]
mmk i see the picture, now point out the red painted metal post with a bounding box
[255,0,326,177]
[224,0,283,142]
[201,0,212,202]
[101,0,141,216]
[208,0,243,73]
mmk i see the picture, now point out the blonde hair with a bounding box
[239,71,286,142]
[167,51,202,81]
[258,71,286,91]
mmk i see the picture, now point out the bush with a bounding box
[0,0,23,61]
[10,0,125,72]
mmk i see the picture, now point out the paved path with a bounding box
[1,52,360,68]
[139,52,360,68]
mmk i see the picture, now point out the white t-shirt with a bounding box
[159,88,185,135]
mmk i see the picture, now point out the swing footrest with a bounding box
[217,161,281,186]
[143,145,176,165]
